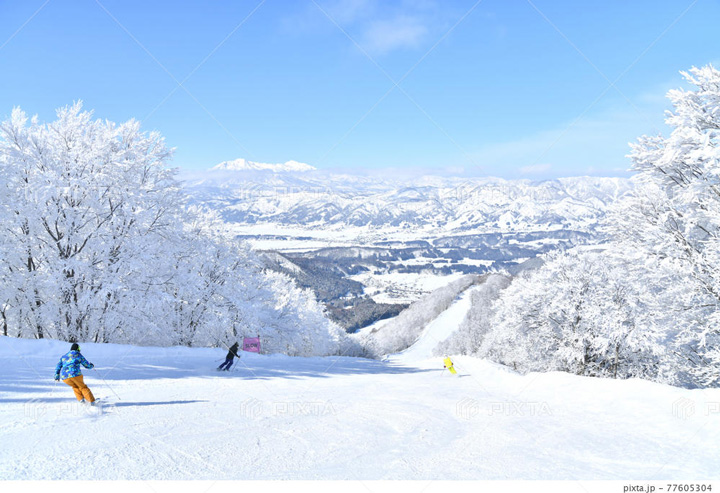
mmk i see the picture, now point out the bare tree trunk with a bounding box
[613,343,619,379]
[26,252,45,339]
[34,291,43,339]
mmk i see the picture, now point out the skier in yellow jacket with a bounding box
[443,356,458,375]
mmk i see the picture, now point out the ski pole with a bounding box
[93,368,122,401]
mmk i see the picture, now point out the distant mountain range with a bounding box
[180,160,633,331]
[211,158,316,173]
[181,162,632,237]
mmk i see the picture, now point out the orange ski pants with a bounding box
[63,375,95,402]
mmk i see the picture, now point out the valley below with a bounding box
[182,165,630,331]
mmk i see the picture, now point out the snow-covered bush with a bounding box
[0,103,348,356]
[365,274,481,356]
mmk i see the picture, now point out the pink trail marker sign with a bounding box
[243,337,261,353]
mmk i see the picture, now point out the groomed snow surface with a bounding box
[1,335,718,480]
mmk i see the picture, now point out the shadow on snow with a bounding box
[0,355,432,398]
[111,400,207,407]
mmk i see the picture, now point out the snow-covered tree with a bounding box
[608,65,720,386]
[482,248,665,380]
[0,103,348,356]
[0,103,181,341]
[260,270,353,356]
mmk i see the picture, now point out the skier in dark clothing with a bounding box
[218,342,240,371]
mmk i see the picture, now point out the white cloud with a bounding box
[362,15,428,53]
[293,0,448,55]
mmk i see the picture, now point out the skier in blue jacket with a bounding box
[54,343,96,404]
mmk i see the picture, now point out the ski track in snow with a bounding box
[1,336,718,480]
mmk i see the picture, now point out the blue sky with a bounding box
[0,0,717,178]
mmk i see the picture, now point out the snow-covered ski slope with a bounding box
[1,336,718,480]
[391,285,475,363]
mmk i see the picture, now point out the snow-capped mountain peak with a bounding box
[211,158,316,172]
